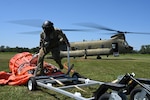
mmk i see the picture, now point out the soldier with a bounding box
[35,20,70,76]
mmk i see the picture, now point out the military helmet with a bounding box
[42,20,54,29]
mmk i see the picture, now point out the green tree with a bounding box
[139,45,150,54]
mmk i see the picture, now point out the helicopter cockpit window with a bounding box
[88,46,92,49]
[124,40,129,46]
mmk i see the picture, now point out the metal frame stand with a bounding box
[27,72,150,100]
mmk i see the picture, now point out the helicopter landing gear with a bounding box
[84,55,87,59]
[97,55,102,59]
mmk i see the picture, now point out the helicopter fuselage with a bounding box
[58,33,133,59]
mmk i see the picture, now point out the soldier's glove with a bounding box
[44,42,50,48]
[59,38,63,42]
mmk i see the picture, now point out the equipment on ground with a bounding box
[27,72,150,100]
[0,52,63,85]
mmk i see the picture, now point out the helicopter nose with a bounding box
[125,45,133,51]
[129,46,133,50]
[126,46,133,51]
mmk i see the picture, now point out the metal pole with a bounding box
[67,46,70,73]
[37,82,92,100]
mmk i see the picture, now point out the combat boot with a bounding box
[34,67,45,76]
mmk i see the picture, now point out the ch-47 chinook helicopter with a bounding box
[58,23,150,59]
[59,32,133,59]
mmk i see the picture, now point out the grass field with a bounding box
[0,52,150,100]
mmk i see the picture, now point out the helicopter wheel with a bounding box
[97,55,102,59]
[84,55,87,59]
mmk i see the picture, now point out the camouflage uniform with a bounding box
[35,28,70,75]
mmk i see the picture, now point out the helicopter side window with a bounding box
[88,46,92,49]
[112,43,119,57]
[101,45,104,48]
[71,47,79,50]
[112,43,118,52]
[112,44,116,49]
[71,47,76,50]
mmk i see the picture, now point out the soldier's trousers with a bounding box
[34,47,63,76]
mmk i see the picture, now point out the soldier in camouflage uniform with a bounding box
[35,20,70,76]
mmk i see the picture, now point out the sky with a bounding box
[0,0,150,50]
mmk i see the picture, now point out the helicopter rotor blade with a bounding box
[62,29,94,32]
[16,29,93,35]
[8,20,150,35]
[8,19,95,32]
[75,23,150,35]
[16,31,41,34]
[7,19,43,28]
[74,23,119,32]
[117,31,150,35]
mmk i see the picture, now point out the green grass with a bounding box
[0,52,150,100]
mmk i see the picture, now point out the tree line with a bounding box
[0,45,39,53]
[0,45,150,54]
[139,45,150,54]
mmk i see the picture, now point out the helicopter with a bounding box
[57,32,133,59]
[57,23,150,59]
